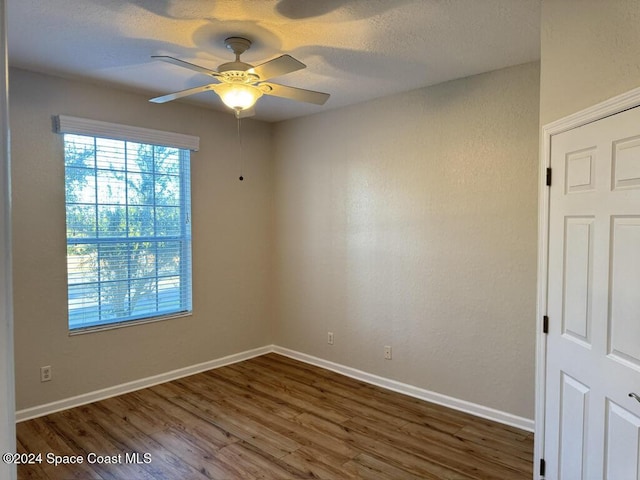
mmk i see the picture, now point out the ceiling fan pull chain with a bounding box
[237,115,244,181]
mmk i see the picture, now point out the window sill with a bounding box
[68,311,192,336]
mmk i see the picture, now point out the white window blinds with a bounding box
[56,116,197,331]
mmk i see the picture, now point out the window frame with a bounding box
[56,116,199,333]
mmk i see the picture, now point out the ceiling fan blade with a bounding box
[149,84,216,104]
[248,55,305,81]
[151,55,221,77]
[261,82,330,105]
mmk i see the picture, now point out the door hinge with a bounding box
[543,315,549,334]
[546,168,552,186]
[539,458,546,476]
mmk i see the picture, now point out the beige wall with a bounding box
[541,0,640,125]
[10,68,274,409]
[272,62,540,419]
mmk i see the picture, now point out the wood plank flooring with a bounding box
[16,353,533,479]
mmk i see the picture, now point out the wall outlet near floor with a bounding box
[40,365,52,382]
[327,331,334,345]
[384,346,392,360]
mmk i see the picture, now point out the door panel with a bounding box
[604,400,640,479]
[559,373,589,479]
[562,216,594,345]
[545,106,640,479]
[608,216,640,369]
[565,148,596,194]
[612,137,640,190]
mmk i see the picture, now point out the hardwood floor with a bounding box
[17,353,533,479]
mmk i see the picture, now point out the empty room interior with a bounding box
[2,1,640,479]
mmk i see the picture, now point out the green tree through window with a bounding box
[64,134,192,330]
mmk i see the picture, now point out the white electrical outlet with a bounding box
[384,346,392,360]
[327,331,334,345]
[40,365,52,382]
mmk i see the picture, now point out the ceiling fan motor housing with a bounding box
[220,37,259,83]
[217,62,259,84]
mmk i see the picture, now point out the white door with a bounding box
[544,106,640,479]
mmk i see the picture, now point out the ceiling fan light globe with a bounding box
[218,83,263,111]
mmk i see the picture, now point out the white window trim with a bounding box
[54,115,200,152]
[69,311,192,336]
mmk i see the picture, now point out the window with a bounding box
[57,116,199,331]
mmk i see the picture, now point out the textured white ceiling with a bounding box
[7,0,541,122]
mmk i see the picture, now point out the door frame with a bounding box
[0,1,16,479]
[535,86,640,476]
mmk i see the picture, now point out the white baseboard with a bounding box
[16,344,534,433]
[272,345,535,432]
[15,345,271,422]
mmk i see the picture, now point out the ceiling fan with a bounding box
[149,36,330,117]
